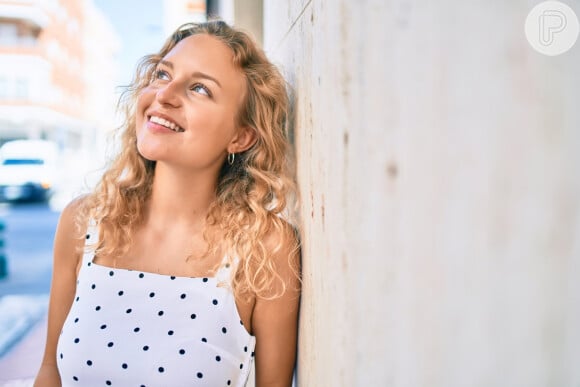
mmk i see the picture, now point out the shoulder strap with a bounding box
[81,219,99,266]
[215,255,240,288]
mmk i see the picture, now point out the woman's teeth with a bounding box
[149,115,183,132]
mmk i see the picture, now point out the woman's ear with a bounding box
[227,126,258,153]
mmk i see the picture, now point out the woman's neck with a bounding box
[146,162,219,229]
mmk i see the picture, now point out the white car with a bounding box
[0,140,59,202]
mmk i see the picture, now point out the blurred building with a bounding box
[163,0,206,37]
[162,0,262,46]
[0,0,120,150]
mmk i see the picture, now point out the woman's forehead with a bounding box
[164,34,235,70]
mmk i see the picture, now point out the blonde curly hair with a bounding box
[78,20,299,300]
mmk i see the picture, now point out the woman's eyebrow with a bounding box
[158,59,222,88]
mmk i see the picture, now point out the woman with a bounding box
[34,20,300,387]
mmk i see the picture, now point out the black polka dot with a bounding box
[75,296,79,302]
[59,353,63,359]
[107,342,114,347]
[133,327,140,332]
[126,308,132,314]
[179,349,185,355]
[168,330,174,335]
[86,360,93,366]
[100,324,107,329]
[87,262,91,267]
[222,327,227,334]
[143,345,149,351]
[73,376,78,381]
[74,317,79,323]
[240,363,244,369]
[170,276,176,280]
[106,381,111,385]
[95,305,101,311]
[86,234,90,239]
[158,367,165,373]
[240,320,244,325]
[251,351,255,357]
[149,292,155,298]
[202,277,208,282]
[201,337,207,343]
[227,380,231,385]
[197,372,203,378]
[190,313,196,319]
[118,290,124,296]
[91,284,96,289]
[212,299,218,305]
[109,271,114,276]
[215,355,221,361]
[244,346,247,352]
[74,338,80,343]
[180,293,186,299]
[158,310,164,316]
[139,273,144,278]
[122,363,128,369]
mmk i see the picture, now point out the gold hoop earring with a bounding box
[227,153,235,165]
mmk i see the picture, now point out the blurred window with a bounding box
[0,22,18,44]
[0,19,40,46]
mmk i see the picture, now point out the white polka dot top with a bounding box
[57,225,256,387]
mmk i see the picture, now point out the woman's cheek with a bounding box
[135,90,153,131]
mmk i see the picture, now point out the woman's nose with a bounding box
[155,81,181,107]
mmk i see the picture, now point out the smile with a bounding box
[148,115,184,132]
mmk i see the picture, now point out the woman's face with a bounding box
[135,33,247,172]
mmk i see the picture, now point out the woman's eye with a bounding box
[191,83,211,97]
[154,69,170,81]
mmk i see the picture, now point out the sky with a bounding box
[93,0,167,86]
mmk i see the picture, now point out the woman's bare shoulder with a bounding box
[63,193,89,213]
[54,195,91,265]
[59,194,90,227]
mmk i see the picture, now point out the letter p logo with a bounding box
[525,1,579,56]
[540,9,567,46]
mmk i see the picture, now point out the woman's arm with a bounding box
[34,198,85,387]
[252,226,301,387]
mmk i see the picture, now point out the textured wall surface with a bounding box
[264,1,580,386]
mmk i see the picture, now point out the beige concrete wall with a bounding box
[264,1,580,386]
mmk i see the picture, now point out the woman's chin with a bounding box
[136,142,162,162]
